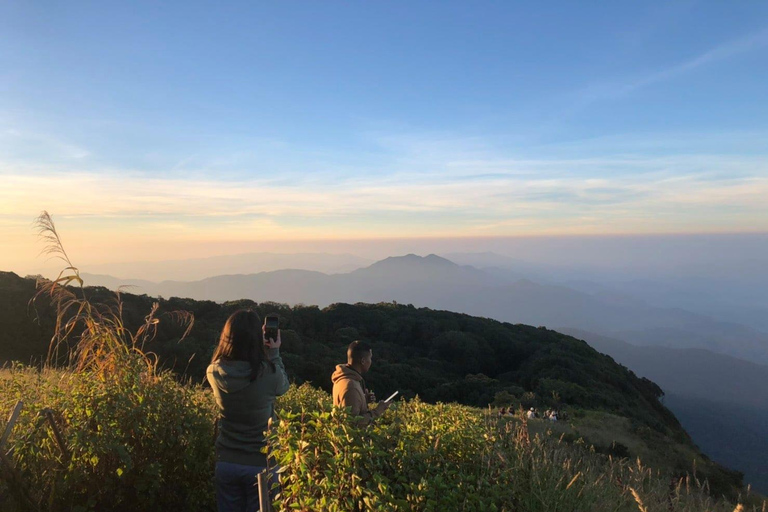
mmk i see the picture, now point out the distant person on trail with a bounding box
[527,407,536,420]
[207,309,290,512]
[331,340,390,426]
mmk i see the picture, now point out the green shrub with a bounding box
[2,375,764,512]
[0,359,216,512]
[267,387,763,512]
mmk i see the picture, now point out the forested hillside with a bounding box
[1,271,673,431]
[0,270,748,498]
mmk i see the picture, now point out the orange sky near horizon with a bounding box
[2,168,768,276]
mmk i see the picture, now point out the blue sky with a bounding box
[1,1,768,270]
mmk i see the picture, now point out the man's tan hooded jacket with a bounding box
[331,364,382,426]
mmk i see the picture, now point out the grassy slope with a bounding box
[0,271,749,500]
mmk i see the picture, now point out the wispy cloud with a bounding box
[2,155,767,274]
[2,124,767,273]
[576,26,768,104]
[2,154,766,229]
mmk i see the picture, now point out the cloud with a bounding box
[2,148,767,273]
[1,154,766,230]
[576,26,768,104]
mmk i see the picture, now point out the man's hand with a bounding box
[375,400,391,415]
[263,328,282,349]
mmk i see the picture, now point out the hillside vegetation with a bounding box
[0,269,753,500]
[0,271,678,433]
[3,366,765,512]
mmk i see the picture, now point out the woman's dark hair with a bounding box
[211,309,275,380]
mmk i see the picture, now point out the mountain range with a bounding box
[443,251,768,334]
[81,253,768,365]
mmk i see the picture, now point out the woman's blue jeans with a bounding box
[215,461,272,512]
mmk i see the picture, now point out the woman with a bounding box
[207,309,290,512]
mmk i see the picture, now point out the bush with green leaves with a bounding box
[1,359,216,511]
[2,373,765,512]
[269,387,765,512]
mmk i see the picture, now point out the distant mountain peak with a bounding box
[365,253,459,270]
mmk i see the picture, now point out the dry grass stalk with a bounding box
[565,471,581,490]
[630,487,649,512]
[31,211,194,376]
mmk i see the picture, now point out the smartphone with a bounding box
[384,391,399,403]
[264,315,279,342]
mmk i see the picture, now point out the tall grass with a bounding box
[32,211,193,373]
[1,212,213,511]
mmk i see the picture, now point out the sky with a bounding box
[1,1,768,275]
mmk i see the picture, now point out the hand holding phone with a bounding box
[263,314,281,349]
[374,391,398,416]
[263,329,281,349]
[264,315,279,340]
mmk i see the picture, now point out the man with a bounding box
[331,340,390,426]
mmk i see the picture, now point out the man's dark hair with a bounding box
[347,340,372,364]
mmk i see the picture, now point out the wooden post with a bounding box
[43,409,70,462]
[0,401,23,450]
[257,470,271,512]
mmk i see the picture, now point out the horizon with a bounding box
[9,231,768,284]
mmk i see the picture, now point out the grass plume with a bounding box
[31,210,193,374]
